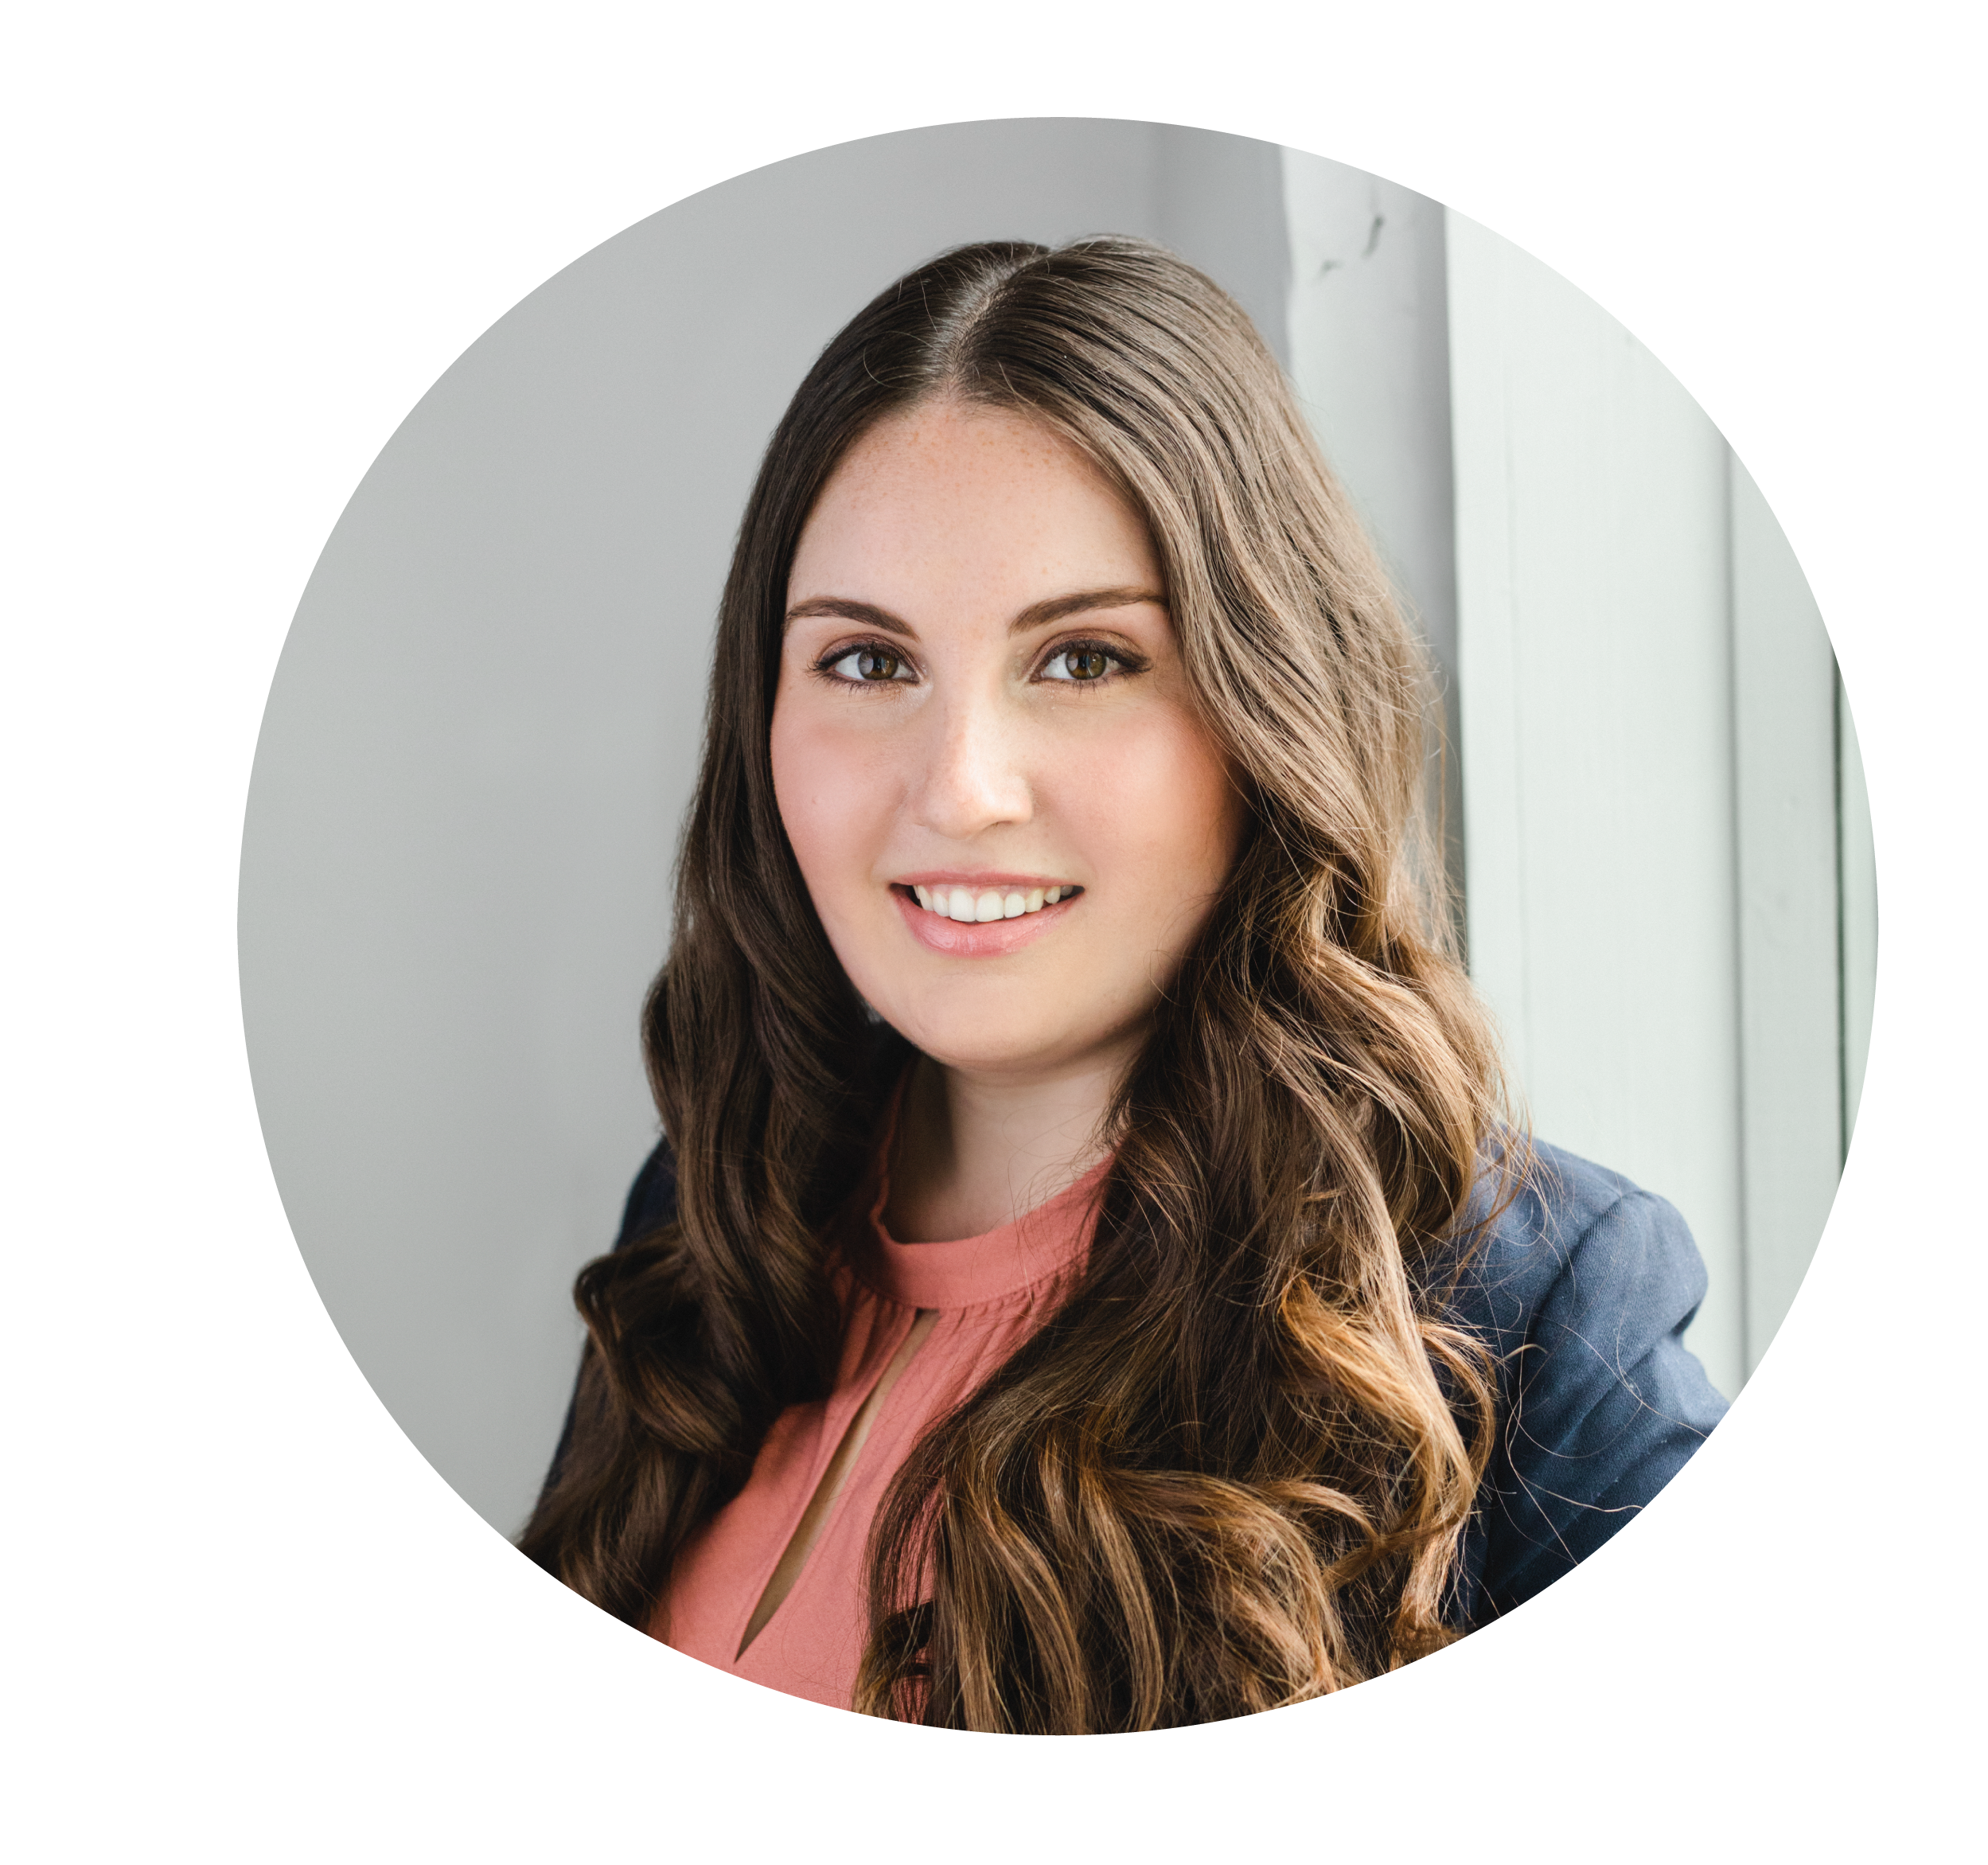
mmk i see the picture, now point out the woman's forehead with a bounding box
[789,403,1161,618]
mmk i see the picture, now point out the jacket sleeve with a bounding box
[528,1139,680,1516]
[1467,1182,1730,1621]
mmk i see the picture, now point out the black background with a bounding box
[221,116,1877,1758]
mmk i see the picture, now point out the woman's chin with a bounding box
[883,1010,1145,1085]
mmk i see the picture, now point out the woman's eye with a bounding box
[1042,645,1117,683]
[824,646,912,683]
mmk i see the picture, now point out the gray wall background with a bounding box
[240,119,1866,1539]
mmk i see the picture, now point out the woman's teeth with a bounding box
[910,884,1073,923]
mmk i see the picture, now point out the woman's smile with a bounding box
[891,879,1084,957]
[901,874,1080,920]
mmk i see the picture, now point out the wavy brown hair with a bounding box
[521,236,1514,1731]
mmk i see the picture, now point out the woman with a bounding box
[522,236,1727,1732]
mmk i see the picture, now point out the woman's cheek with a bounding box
[1062,708,1237,898]
[771,709,890,925]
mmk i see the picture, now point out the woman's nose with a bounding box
[910,690,1034,840]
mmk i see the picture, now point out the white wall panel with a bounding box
[1281,150,1463,908]
[1448,212,1745,1397]
[1838,679,1878,1151]
[1731,462,1844,1369]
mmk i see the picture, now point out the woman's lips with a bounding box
[891,883,1080,957]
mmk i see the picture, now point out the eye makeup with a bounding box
[1033,636,1150,685]
[805,632,1153,692]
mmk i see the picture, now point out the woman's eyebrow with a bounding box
[783,587,1166,637]
[784,596,913,636]
[1010,587,1166,632]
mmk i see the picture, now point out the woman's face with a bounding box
[771,400,1249,1083]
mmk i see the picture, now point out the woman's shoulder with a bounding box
[610,1137,680,1250]
[1444,1133,1729,1439]
[1446,1135,1709,1345]
[1444,1135,1733,1624]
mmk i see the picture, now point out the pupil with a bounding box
[860,650,897,681]
[1068,650,1106,680]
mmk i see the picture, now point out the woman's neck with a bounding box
[884,1046,1126,1243]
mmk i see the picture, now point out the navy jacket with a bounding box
[1443,1140,1728,1622]
[554,1134,1727,1629]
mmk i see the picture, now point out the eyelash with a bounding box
[811,636,1148,690]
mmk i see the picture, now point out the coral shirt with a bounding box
[653,1153,1107,1710]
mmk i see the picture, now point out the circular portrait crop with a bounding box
[239,118,1875,1731]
